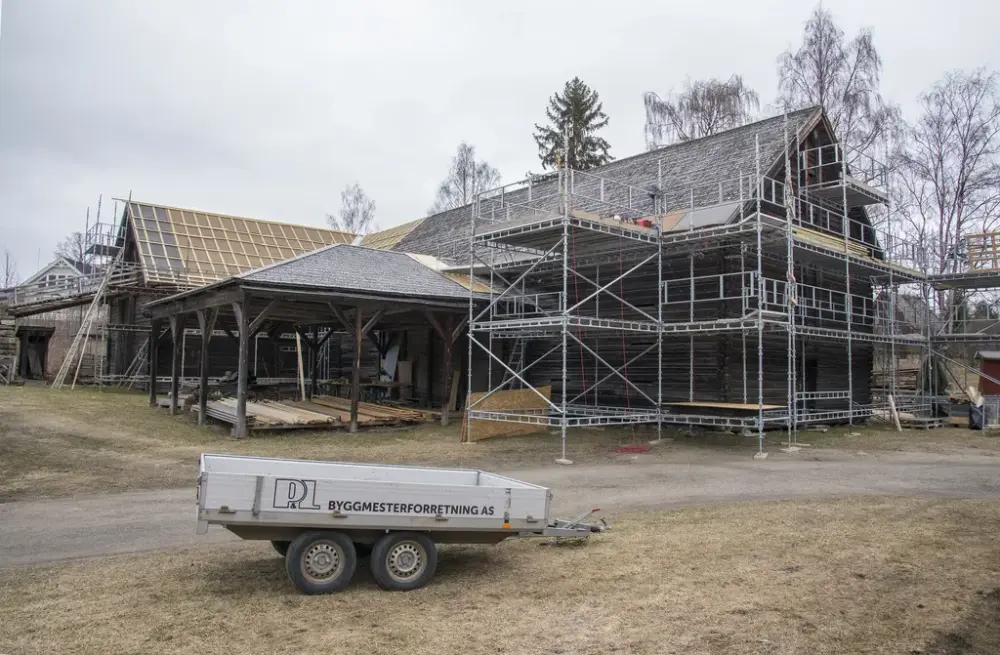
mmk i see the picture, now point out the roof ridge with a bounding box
[605,105,822,171]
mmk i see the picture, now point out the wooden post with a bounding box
[232,300,249,438]
[424,312,467,426]
[441,315,453,426]
[350,308,363,433]
[310,326,319,399]
[196,308,218,426]
[168,314,185,415]
[888,394,902,432]
[425,327,434,409]
[295,332,306,400]
[148,319,161,408]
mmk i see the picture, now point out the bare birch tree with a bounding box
[429,142,501,213]
[778,5,898,154]
[328,182,377,235]
[54,231,87,264]
[644,75,760,148]
[2,249,18,288]
[895,68,1000,330]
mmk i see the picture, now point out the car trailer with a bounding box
[197,454,608,594]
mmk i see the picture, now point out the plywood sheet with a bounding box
[460,385,552,443]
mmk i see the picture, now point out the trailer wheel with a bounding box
[271,540,290,557]
[370,533,437,591]
[285,531,356,594]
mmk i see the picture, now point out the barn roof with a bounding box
[124,201,355,288]
[236,244,474,301]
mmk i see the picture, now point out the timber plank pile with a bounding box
[178,395,427,431]
[305,395,427,426]
[199,398,339,430]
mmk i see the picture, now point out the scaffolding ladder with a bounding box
[117,336,149,389]
[499,337,526,388]
[51,248,125,390]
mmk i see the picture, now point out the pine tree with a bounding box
[533,77,613,171]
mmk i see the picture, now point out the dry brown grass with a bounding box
[795,423,1000,455]
[1,497,999,655]
[3,386,999,503]
[0,386,695,502]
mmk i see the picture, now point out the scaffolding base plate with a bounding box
[753,452,769,460]
[555,458,574,466]
[779,446,802,454]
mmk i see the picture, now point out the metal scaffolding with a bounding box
[464,118,961,458]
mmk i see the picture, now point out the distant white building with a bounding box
[16,256,100,304]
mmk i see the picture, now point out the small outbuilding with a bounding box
[974,351,1000,395]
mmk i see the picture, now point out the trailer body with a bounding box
[197,454,604,593]
[197,453,589,539]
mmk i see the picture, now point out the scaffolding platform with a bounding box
[927,269,1000,290]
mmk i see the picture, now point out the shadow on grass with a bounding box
[922,587,1000,655]
[197,543,505,595]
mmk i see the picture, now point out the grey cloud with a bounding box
[2,0,998,277]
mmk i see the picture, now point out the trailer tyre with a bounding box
[271,540,290,557]
[370,533,437,591]
[285,531,356,594]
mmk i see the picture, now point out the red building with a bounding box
[975,351,1000,395]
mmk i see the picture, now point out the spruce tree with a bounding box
[533,77,613,171]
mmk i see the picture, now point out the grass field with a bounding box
[0,386,679,501]
[1,497,998,655]
[2,385,998,502]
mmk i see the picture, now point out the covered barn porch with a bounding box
[145,245,476,437]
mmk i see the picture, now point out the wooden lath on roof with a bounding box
[359,218,425,250]
[126,202,355,288]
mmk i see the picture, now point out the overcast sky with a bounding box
[1,0,998,278]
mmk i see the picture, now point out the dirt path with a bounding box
[2,448,999,568]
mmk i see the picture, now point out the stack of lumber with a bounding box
[199,398,339,430]
[793,226,871,258]
[303,395,426,426]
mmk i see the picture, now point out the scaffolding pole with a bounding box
[755,134,765,454]
[843,146,854,425]
[656,161,664,442]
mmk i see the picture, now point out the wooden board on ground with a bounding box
[460,386,552,443]
[308,395,426,425]
[200,398,338,430]
[187,395,426,431]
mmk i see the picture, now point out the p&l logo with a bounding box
[273,478,321,510]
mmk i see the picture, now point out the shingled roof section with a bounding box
[238,244,473,301]
[394,107,822,262]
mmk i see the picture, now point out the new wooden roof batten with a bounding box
[123,201,355,289]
